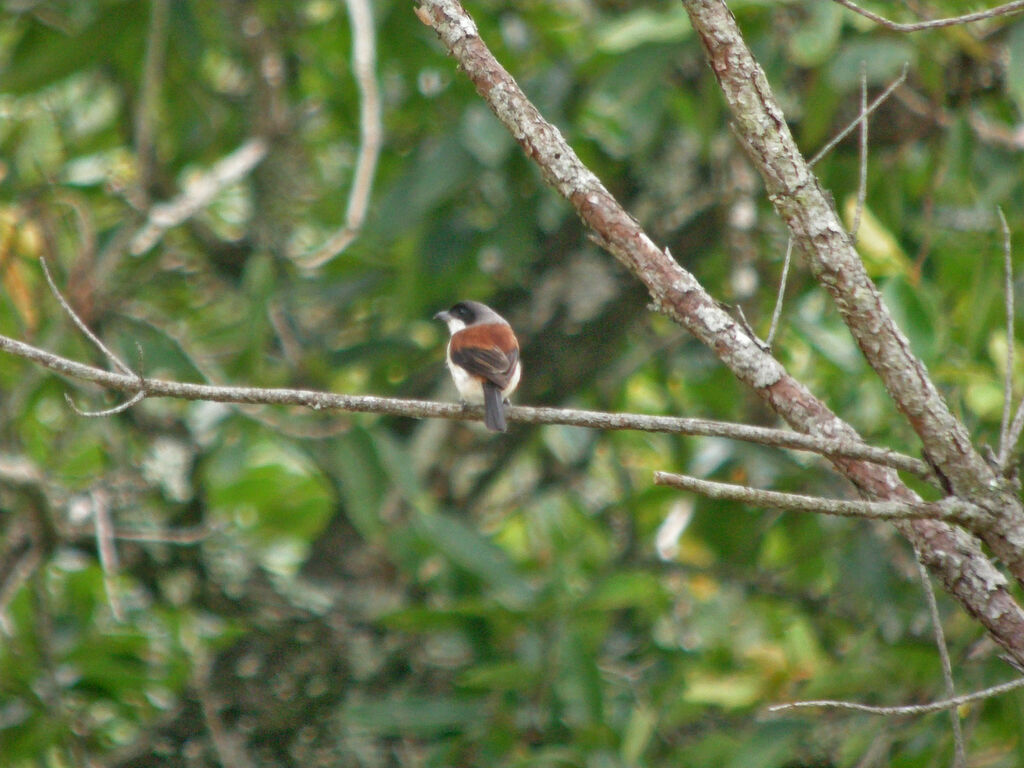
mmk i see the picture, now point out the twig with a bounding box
[997,207,1016,468]
[768,676,1024,715]
[850,63,868,244]
[61,523,217,545]
[299,0,382,268]
[830,0,1024,31]
[766,236,794,348]
[40,254,148,414]
[0,329,934,477]
[39,255,133,376]
[808,64,908,167]
[92,490,124,622]
[65,390,147,418]
[652,471,977,523]
[914,553,966,768]
[130,137,268,255]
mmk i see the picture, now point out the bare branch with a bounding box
[39,255,133,376]
[999,207,1016,468]
[808,64,908,167]
[766,236,794,349]
[768,676,1024,716]
[65,390,147,418]
[849,63,868,244]
[62,523,217,545]
[652,471,977,523]
[0,330,931,477]
[299,0,382,268]
[830,0,1024,31]
[40,254,148,414]
[914,554,966,767]
[91,490,124,622]
[130,138,268,255]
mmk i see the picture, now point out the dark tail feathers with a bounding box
[483,383,507,432]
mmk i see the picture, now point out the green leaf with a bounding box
[583,570,665,613]
[415,510,534,608]
[1,3,146,94]
[787,4,842,67]
[828,38,915,90]
[594,7,691,54]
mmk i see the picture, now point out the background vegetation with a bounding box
[1,0,1024,765]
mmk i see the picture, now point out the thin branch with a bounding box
[914,554,966,768]
[652,471,978,523]
[40,254,147,414]
[130,137,268,255]
[91,490,124,622]
[39,255,133,376]
[808,64,908,167]
[768,676,1024,716]
[61,523,217,545]
[830,0,1024,31]
[766,236,794,348]
[998,207,1017,468]
[849,63,868,244]
[0,330,934,478]
[65,390,147,418]
[299,0,382,268]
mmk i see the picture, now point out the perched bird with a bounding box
[435,301,521,432]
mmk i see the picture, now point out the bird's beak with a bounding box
[434,310,449,322]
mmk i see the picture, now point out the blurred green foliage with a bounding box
[1,0,1024,766]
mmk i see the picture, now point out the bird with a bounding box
[435,300,521,432]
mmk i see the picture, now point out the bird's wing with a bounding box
[451,324,519,389]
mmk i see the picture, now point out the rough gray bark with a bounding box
[681,0,1024,582]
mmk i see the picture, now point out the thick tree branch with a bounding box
[653,472,979,523]
[415,0,1024,666]
[0,331,927,475]
[680,0,1024,582]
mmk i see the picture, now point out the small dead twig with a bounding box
[809,64,909,167]
[40,255,147,415]
[768,676,1024,716]
[652,471,975,523]
[766,236,794,349]
[997,208,1017,469]
[830,0,1024,32]
[915,553,966,767]
[92,490,124,622]
[850,63,869,243]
